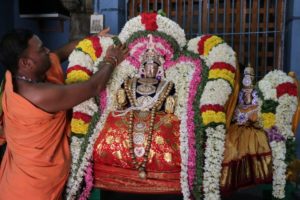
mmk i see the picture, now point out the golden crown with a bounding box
[141,34,163,66]
[244,63,255,76]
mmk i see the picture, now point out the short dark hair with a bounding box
[0,29,34,74]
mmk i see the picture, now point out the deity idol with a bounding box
[65,12,241,200]
[220,64,272,194]
[93,34,181,192]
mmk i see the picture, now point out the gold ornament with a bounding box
[116,88,128,109]
[165,96,176,114]
[124,78,173,179]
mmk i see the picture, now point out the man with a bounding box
[0,28,128,200]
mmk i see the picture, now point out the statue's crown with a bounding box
[244,63,255,76]
[141,34,163,66]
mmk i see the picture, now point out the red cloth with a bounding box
[93,112,181,193]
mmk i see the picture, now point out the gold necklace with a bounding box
[124,78,173,179]
[136,84,156,96]
[137,78,159,85]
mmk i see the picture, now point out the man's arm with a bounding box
[54,39,81,63]
[28,61,114,113]
[20,44,128,113]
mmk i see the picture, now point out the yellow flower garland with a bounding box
[77,39,98,61]
[202,111,226,125]
[261,112,276,129]
[208,69,235,86]
[66,70,91,84]
[71,118,90,135]
[204,36,223,56]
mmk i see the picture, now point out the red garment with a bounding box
[0,53,71,200]
[93,111,181,193]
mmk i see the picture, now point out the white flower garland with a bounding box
[65,36,116,199]
[258,70,298,199]
[119,14,186,48]
[156,15,186,47]
[166,61,196,199]
[199,79,232,107]
[203,125,226,200]
[68,50,94,71]
[202,43,236,68]
[270,141,287,199]
[187,36,237,200]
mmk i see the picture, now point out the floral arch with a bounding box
[65,12,242,200]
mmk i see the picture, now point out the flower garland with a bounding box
[119,12,186,48]
[66,13,237,200]
[66,36,113,136]
[187,35,237,200]
[257,70,298,199]
[164,56,202,199]
[65,35,113,199]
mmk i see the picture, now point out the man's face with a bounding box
[23,35,51,75]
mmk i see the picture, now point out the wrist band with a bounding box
[103,60,115,67]
[97,60,115,69]
[104,55,118,66]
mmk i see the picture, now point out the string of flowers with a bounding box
[191,59,209,200]
[187,35,237,200]
[66,36,113,136]
[257,70,298,199]
[65,35,113,199]
[165,56,202,199]
[119,12,186,48]
[78,163,94,200]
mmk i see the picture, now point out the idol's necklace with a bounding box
[124,78,173,179]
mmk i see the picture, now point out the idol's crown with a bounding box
[141,34,163,66]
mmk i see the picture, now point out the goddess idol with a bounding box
[65,12,239,200]
[93,34,180,186]
[221,64,273,194]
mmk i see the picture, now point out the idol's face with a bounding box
[143,62,159,78]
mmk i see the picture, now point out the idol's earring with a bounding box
[155,65,164,80]
[139,67,145,78]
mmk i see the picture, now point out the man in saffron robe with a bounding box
[0,29,128,200]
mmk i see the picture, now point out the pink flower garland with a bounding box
[132,44,148,60]
[99,90,107,112]
[78,163,94,200]
[127,36,174,70]
[126,56,140,69]
[153,36,174,61]
[184,57,202,191]
[164,56,202,191]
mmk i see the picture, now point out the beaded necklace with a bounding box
[13,75,42,83]
[124,78,173,179]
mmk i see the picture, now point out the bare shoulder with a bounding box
[17,82,61,109]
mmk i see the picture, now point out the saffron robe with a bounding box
[0,53,71,200]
